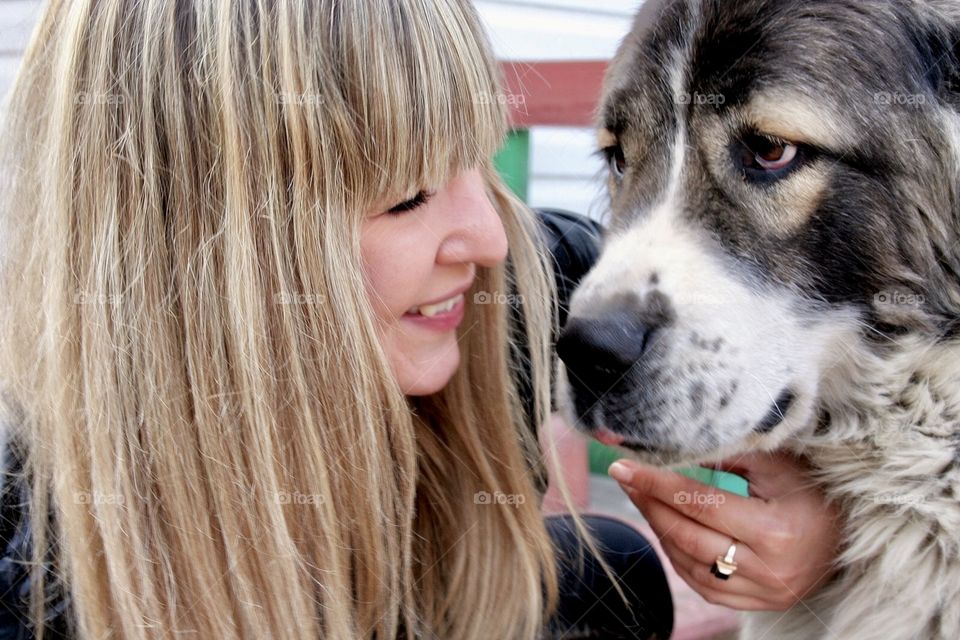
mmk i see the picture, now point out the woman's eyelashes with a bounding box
[388,191,433,214]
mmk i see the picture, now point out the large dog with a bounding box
[555,1,960,638]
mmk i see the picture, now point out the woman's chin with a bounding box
[397,345,462,397]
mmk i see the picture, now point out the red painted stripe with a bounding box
[498,61,609,127]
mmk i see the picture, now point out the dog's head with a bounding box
[557,0,960,465]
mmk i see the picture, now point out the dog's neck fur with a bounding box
[745,333,960,639]
[800,332,960,523]
[812,333,960,447]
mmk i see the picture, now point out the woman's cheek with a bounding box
[361,223,434,323]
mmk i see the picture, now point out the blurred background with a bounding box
[0,0,640,220]
[475,0,638,218]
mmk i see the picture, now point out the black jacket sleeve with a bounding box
[535,208,604,331]
[508,209,604,459]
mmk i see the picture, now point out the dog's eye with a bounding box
[602,145,627,179]
[754,140,797,170]
[735,134,803,183]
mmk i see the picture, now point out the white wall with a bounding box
[0,0,639,221]
[475,1,638,220]
[475,0,639,61]
[0,1,44,102]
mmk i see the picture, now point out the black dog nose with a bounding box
[557,311,656,392]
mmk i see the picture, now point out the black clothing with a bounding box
[545,514,674,640]
[509,209,604,446]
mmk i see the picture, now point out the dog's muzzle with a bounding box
[556,291,797,457]
[556,292,680,452]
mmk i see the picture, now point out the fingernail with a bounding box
[608,461,634,484]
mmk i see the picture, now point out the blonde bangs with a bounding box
[326,0,509,207]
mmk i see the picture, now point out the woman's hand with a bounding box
[608,451,842,611]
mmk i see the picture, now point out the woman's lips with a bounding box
[402,294,466,332]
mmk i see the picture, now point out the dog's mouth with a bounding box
[593,426,627,447]
[586,387,799,457]
[753,389,797,434]
[593,426,681,455]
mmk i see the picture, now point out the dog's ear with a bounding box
[932,34,960,107]
[916,3,960,107]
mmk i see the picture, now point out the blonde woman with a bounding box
[0,1,841,639]
[0,0,677,638]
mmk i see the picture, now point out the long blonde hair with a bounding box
[0,1,560,637]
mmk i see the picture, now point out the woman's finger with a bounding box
[617,451,843,610]
[707,450,817,500]
[630,490,783,589]
[610,460,775,556]
[659,538,786,604]
[670,558,784,612]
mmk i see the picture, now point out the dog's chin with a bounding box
[605,441,695,467]
[601,431,782,467]
[574,388,817,468]
[589,436,749,467]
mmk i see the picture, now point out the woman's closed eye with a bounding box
[388,191,433,214]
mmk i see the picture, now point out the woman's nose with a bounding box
[436,170,509,268]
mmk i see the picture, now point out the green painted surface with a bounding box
[494,129,530,201]
[588,440,623,476]
[589,445,752,498]
[674,466,750,497]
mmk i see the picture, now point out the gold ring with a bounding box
[710,541,739,580]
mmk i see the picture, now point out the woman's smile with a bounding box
[402,281,473,332]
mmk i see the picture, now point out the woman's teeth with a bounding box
[408,294,464,318]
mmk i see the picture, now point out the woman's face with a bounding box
[361,169,509,396]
